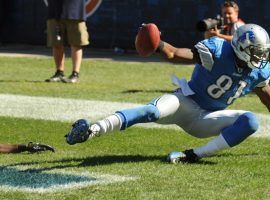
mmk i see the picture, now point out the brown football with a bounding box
[135,23,160,57]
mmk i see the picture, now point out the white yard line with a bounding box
[0,94,268,138]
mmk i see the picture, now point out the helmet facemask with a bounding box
[232,24,270,69]
[243,45,270,68]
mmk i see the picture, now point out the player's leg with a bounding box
[168,110,259,163]
[193,111,259,157]
[115,93,180,130]
[65,93,181,145]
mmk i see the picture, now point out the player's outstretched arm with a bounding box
[0,142,55,153]
[134,23,197,64]
[157,40,196,64]
[253,84,270,112]
[0,144,23,153]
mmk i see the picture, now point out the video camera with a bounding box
[196,15,225,32]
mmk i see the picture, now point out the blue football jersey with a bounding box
[188,37,270,111]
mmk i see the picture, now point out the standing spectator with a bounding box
[45,0,89,83]
[205,1,244,42]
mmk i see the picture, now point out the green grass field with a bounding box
[0,56,269,199]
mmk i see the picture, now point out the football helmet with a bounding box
[231,24,270,69]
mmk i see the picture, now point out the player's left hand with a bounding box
[27,142,55,153]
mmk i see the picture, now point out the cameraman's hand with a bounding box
[204,26,220,39]
[209,26,221,36]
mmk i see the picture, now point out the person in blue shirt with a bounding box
[65,24,270,163]
[45,0,89,83]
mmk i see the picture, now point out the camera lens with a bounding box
[196,20,208,32]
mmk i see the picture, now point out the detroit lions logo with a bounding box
[237,31,255,43]
[85,0,102,18]
[43,0,102,18]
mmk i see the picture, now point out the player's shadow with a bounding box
[4,154,216,173]
[7,155,165,169]
[77,155,216,166]
[122,89,173,94]
[3,151,266,173]
[80,155,163,165]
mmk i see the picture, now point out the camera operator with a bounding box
[204,1,244,42]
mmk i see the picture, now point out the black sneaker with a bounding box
[62,71,79,83]
[167,149,200,163]
[45,71,64,82]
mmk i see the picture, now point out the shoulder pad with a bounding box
[194,42,214,71]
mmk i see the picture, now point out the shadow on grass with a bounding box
[122,89,173,94]
[78,155,216,166]
[216,152,260,158]
[4,154,217,173]
[80,155,164,166]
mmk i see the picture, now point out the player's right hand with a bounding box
[27,142,55,153]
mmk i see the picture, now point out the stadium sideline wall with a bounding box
[0,0,269,50]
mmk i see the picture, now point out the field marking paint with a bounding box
[0,165,135,193]
[0,94,268,138]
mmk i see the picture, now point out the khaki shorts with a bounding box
[47,19,89,47]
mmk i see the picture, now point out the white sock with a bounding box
[193,134,230,158]
[92,114,122,134]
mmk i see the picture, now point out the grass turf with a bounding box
[0,57,269,199]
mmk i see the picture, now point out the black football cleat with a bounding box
[167,149,200,164]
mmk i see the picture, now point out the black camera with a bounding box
[196,15,224,32]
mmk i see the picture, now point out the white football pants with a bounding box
[154,90,248,138]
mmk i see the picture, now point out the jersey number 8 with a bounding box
[207,75,247,105]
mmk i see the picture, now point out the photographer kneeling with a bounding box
[204,1,244,42]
